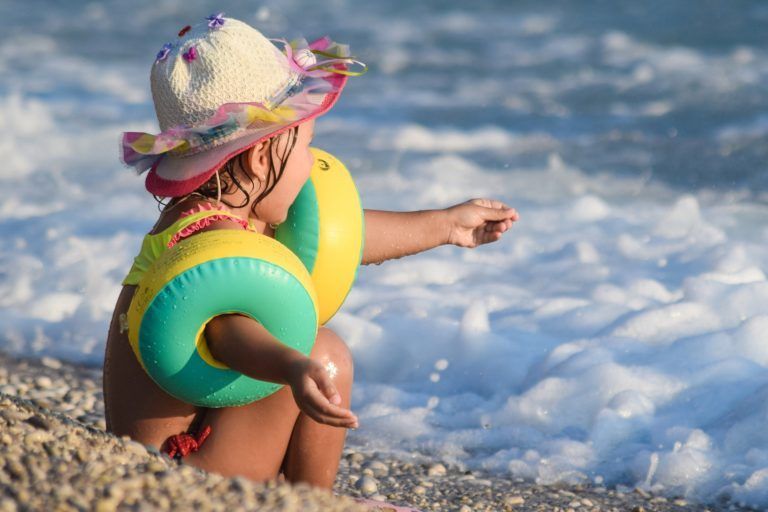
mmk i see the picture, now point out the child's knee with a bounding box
[312,327,354,380]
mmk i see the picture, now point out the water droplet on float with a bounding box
[183,296,188,301]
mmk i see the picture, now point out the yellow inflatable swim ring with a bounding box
[126,229,319,407]
[275,147,365,324]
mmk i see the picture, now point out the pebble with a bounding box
[1,407,28,422]
[348,452,365,465]
[24,430,53,444]
[24,414,52,430]
[505,495,525,506]
[355,475,378,495]
[427,463,446,476]
[124,440,148,457]
[363,460,389,478]
[95,498,119,512]
[0,498,17,512]
[41,357,62,370]
[34,376,53,389]
[147,460,167,473]
[635,488,651,498]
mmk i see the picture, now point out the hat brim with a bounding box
[146,73,347,197]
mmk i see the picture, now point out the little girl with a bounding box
[103,13,518,490]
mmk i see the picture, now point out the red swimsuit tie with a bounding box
[162,425,212,459]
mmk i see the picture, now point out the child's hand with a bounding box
[287,358,358,428]
[445,198,519,248]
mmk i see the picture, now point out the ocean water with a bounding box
[2,0,768,507]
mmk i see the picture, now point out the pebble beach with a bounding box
[0,352,757,512]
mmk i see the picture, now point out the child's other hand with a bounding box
[287,358,358,429]
[445,198,519,248]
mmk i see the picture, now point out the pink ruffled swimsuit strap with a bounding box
[167,203,253,249]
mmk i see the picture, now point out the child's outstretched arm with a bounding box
[362,198,518,265]
[205,314,358,428]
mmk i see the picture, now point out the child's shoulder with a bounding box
[150,199,252,244]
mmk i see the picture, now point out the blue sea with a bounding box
[2,1,768,507]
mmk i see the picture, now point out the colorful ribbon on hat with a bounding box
[275,37,368,78]
[121,37,365,174]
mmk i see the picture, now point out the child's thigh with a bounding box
[183,385,299,480]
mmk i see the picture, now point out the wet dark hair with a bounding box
[153,125,300,216]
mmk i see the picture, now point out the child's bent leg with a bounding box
[282,327,354,488]
[182,327,354,487]
[181,385,300,481]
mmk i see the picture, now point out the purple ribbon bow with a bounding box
[206,12,225,29]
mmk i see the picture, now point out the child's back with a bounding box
[104,197,255,447]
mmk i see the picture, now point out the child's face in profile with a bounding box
[251,120,315,225]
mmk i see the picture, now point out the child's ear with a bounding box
[246,141,269,182]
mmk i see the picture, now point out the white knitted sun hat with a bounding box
[150,18,301,134]
[121,13,364,197]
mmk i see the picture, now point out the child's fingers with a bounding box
[482,231,503,244]
[470,198,516,215]
[470,198,506,209]
[478,223,509,244]
[483,218,515,236]
[311,390,355,419]
[485,220,510,232]
[477,205,519,223]
[303,403,357,427]
[488,199,511,211]
[304,401,359,428]
[302,381,357,424]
